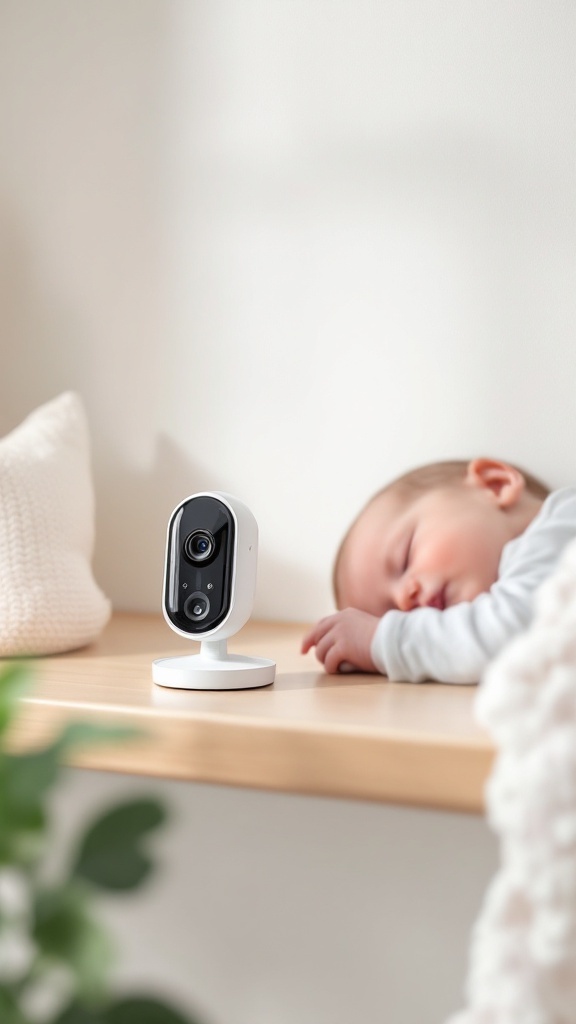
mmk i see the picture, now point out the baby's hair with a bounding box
[386,459,551,501]
[332,459,551,605]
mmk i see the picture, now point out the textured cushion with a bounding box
[0,392,111,656]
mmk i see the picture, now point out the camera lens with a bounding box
[184,530,215,563]
[184,592,210,622]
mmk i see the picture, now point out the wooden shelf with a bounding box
[9,612,494,813]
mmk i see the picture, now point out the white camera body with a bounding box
[152,492,275,690]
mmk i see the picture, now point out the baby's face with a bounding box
[337,484,516,616]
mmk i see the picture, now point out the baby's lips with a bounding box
[426,587,446,610]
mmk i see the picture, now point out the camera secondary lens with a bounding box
[184,530,215,563]
[184,592,210,622]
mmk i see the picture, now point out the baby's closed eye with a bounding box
[402,533,413,573]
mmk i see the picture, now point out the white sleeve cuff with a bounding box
[370,611,406,678]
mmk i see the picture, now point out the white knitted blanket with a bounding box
[447,535,576,1023]
[0,393,111,656]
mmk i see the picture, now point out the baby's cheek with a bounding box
[425,530,495,580]
[449,531,499,582]
[423,533,457,568]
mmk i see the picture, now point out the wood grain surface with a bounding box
[7,613,494,813]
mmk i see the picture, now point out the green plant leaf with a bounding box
[102,996,202,1024]
[3,745,62,808]
[34,885,114,1003]
[0,723,142,868]
[71,799,167,891]
[53,996,204,1024]
[0,742,69,867]
[0,986,29,1024]
[53,1003,104,1024]
[0,663,32,736]
[0,752,49,867]
[0,724,140,818]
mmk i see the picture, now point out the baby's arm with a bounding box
[302,590,527,682]
[302,575,542,682]
[371,594,522,683]
[301,609,380,674]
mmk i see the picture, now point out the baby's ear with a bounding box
[466,458,524,507]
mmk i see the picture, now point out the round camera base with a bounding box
[152,641,275,690]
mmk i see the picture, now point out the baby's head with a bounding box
[334,458,550,616]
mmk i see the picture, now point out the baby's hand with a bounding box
[301,608,380,674]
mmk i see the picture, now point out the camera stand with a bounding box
[152,639,276,690]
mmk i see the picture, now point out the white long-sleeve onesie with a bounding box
[370,487,576,684]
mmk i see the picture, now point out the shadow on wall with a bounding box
[94,434,219,614]
[0,209,322,620]
[94,432,322,620]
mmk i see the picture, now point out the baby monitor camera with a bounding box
[152,492,276,689]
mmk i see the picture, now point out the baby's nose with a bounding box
[398,577,421,612]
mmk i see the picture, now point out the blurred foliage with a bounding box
[0,663,205,1024]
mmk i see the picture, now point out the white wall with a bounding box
[1,0,575,620]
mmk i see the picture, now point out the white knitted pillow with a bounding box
[0,392,111,656]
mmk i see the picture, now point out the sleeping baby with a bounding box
[302,458,576,683]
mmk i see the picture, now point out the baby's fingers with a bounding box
[301,615,340,654]
[300,629,317,654]
[314,629,338,667]
[324,642,347,675]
